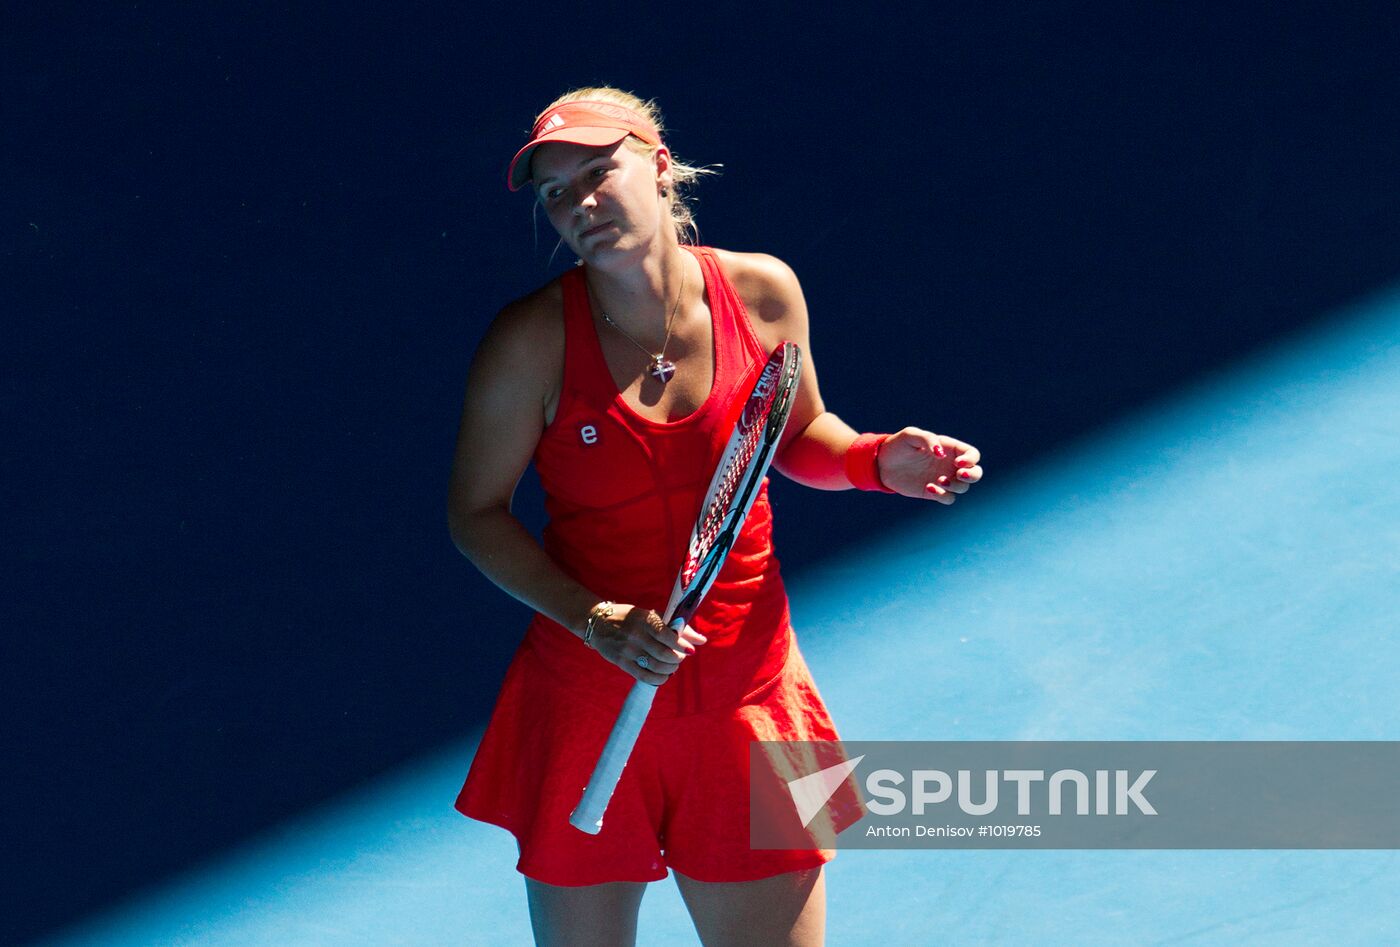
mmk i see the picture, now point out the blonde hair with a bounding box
[536,86,719,245]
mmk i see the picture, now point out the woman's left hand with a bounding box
[877,427,983,504]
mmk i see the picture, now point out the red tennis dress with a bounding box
[454,246,847,885]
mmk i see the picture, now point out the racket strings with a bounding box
[699,425,761,542]
[683,420,765,584]
[679,353,793,588]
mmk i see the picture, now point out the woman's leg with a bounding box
[523,878,648,947]
[673,865,825,947]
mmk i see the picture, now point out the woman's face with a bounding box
[531,139,669,266]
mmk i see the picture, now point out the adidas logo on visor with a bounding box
[542,114,565,130]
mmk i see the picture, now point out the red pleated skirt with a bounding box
[455,619,850,886]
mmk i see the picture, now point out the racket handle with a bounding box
[569,681,660,834]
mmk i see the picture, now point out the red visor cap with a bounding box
[507,101,662,192]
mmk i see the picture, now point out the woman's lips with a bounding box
[579,221,613,239]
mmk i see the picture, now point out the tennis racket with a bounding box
[569,340,803,835]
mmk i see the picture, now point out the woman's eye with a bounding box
[590,166,607,179]
[544,187,563,201]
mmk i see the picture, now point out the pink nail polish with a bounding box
[956,459,972,469]
[957,470,972,480]
[933,445,947,458]
[937,475,949,485]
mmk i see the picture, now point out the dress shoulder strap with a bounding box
[685,245,769,364]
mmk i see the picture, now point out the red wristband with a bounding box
[845,433,896,493]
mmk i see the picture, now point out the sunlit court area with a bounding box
[41,293,1400,943]
[11,5,1400,946]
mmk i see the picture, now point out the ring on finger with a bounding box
[635,654,650,670]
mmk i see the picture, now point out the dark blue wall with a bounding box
[7,3,1400,941]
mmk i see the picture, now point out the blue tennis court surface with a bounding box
[43,289,1400,944]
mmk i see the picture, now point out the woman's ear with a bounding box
[654,146,673,192]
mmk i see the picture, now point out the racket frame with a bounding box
[568,341,803,834]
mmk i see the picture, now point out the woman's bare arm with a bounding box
[446,294,602,634]
[723,250,984,500]
[446,292,705,679]
[722,251,865,489]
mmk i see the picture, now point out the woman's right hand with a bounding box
[587,604,708,684]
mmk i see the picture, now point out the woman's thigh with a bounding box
[523,877,648,947]
[673,865,825,947]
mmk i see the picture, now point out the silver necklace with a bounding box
[598,258,686,385]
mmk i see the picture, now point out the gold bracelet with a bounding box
[583,601,615,649]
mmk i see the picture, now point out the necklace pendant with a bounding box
[649,356,677,384]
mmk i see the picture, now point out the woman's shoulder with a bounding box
[469,276,567,396]
[704,247,805,326]
[478,274,569,364]
[705,247,798,289]
[491,275,567,341]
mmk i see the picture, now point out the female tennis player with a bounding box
[448,87,982,947]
